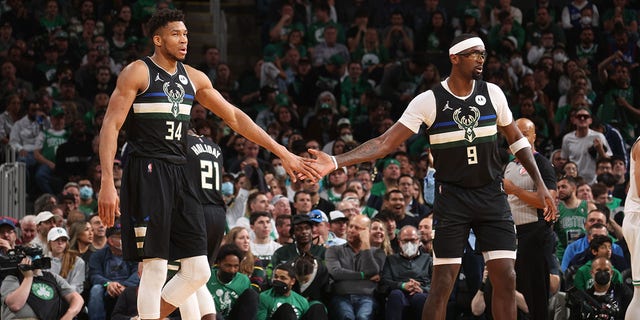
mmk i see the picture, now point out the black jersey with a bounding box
[125,57,196,164]
[186,134,225,206]
[427,80,503,188]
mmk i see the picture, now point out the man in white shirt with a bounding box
[250,211,281,266]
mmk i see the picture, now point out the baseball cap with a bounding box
[47,227,69,242]
[337,118,351,128]
[383,158,401,169]
[308,209,328,223]
[51,106,65,117]
[35,211,56,225]
[328,53,345,66]
[0,217,16,229]
[329,210,347,222]
[106,220,122,238]
[292,214,312,226]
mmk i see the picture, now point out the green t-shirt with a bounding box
[555,200,590,260]
[257,288,309,320]
[573,260,622,291]
[206,268,252,318]
[41,129,68,161]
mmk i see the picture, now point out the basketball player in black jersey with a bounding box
[98,9,319,320]
[308,34,557,320]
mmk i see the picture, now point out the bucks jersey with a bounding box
[186,134,225,206]
[399,79,513,188]
[125,57,196,163]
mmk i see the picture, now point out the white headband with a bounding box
[449,37,485,55]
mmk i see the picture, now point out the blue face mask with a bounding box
[79,186,93,200]
[221,181,234,196]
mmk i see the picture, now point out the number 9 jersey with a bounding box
[125,57,196,164]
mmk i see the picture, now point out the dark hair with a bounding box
[384,189,404,201]
[292,253,315,277]
[590,182,608,198]
[250,211,272,225]
[451,33,479,48]
[596,173,617,187]
[593,204,611,220]
[558,174,577,186]
[275,262,296,278]
[589,234,612,253]
[275,215,292,227]
[588,222,608,233]
[215,243,245,264]
[375,210,396,223]
[147,9,185,36]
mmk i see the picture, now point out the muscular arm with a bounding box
[98,60,147,226]
[186,65,318,182]
[309,122,415,178]
[499,122,557,220]
[60,292,84,320]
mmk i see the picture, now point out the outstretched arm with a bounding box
[308,122,414,178]
[98,61,146,227]
[500,122,557,221]
[187,65,320,182]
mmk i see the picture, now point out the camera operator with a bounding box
[568,257,632,319]
[0,218,17,254]
[0,218,18,284]
[0,256,84,320]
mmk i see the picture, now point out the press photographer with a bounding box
[568,257,632,319]
[1,251,83,320]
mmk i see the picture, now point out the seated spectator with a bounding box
[370,217,394,256]
[375,210,400,253]
[309,209,346,247]
[88,222,139,320]
[291,253,330,305]
[16,215,37,245]
[206,244,259,319]
[561,211,624,272]
[257,263,327,320]
[224,227,266,292]
[250,211,282,267]
[568,257,632,320]
[276,215,293,245]
[418,215,433,254]
[326,215,386,319]
[1,256,84,320]
[89,213,107,250]
[29,210,57,254]
[46,227,85,294]
[271,215,326,273]
[329,210,348,240]
[383,189,419,229]
[570,235,627,291]
[381,225,433,320]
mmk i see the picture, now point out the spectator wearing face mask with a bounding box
[78,179,97,217]
[257,263,327,320]
[380,225,432,320]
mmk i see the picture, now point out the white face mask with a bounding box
[401,241,419,257]
[341,134,353,143]
[511,57,523,68]
[581,16,592,25]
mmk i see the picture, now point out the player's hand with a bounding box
[538,188,557,222]
[98,184,119,227]
[280,152,321,183]
[306,149,337,179]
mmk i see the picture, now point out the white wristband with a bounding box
[330,156,338,171]
[509,137,530,155]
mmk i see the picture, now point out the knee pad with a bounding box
[138,258,168,319]
[162,255,211,306]
[195,285,216,316]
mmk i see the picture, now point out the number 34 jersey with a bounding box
[399,79,514,188]
[186,134,225,206]
[125,57,196,164]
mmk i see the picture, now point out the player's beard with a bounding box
[472,70,483,80]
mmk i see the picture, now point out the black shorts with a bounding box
[120,157,206,261]
[201,204,226,264]
[432,178,516,259]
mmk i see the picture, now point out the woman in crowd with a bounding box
[46,227,86,293]
[370,218,394,256]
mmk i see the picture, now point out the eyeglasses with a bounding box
[575,114,591,120]
[457,50,486,60]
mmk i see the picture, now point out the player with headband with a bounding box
[306,34,557,320]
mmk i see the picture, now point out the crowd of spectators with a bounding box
[1,0,640,319]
